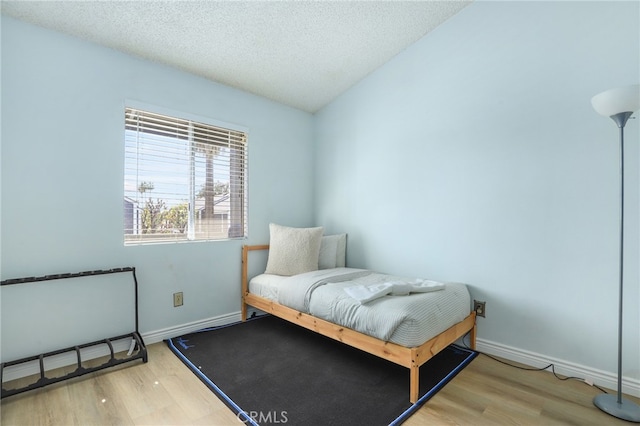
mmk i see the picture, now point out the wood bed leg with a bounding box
[410,364,419,404]
[240,244,269,322]
[241,245,248,322]
[469,321,477,350]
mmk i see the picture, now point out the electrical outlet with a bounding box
[474,300,486,318]
[173,292,183,307]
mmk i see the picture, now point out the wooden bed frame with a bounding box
[241,244,477,403]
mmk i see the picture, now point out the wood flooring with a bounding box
[1,342,638,425]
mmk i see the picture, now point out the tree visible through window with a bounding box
[124,107,247,245]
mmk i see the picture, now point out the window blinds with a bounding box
[124,107,247,244]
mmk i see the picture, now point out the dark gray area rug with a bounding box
[167,315,476,426]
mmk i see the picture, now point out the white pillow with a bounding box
[319,234,347,269]
[265,223,324,276]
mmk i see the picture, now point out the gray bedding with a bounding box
[250,267,471,347]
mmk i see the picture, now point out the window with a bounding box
[124,107,247,245]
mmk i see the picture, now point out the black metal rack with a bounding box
[0,267,147,398]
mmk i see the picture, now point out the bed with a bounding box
[241,224,477,403]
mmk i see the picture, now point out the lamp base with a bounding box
[594,394,640,423]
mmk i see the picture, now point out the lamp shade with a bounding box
[591,84,640,117]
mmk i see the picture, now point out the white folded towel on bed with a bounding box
[344,279,445,304]
[343,282,394,304]
[406,279,446,292]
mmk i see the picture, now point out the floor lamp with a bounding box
[591,84,640,423]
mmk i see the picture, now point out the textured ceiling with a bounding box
[1,1,471,113]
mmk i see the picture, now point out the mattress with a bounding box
[248,273,286,302]
[249,268,470,348]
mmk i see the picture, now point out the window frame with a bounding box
[123,102,248,246]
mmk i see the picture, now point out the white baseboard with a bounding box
[2,311,242,383]
[142,311,242,345]
[2,336,138,382]
[476,338,640,398]
[5,314,638,400]
[148,315,639,398]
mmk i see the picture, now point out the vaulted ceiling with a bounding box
[1,1,471,113]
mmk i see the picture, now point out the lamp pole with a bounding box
[591,86,640,422]
[612,112,633,406]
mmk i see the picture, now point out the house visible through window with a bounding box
[124,107,247,245]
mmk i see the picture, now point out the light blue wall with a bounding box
[1,16,315,355]
[315,1,639,382]
[2,1,639,389]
